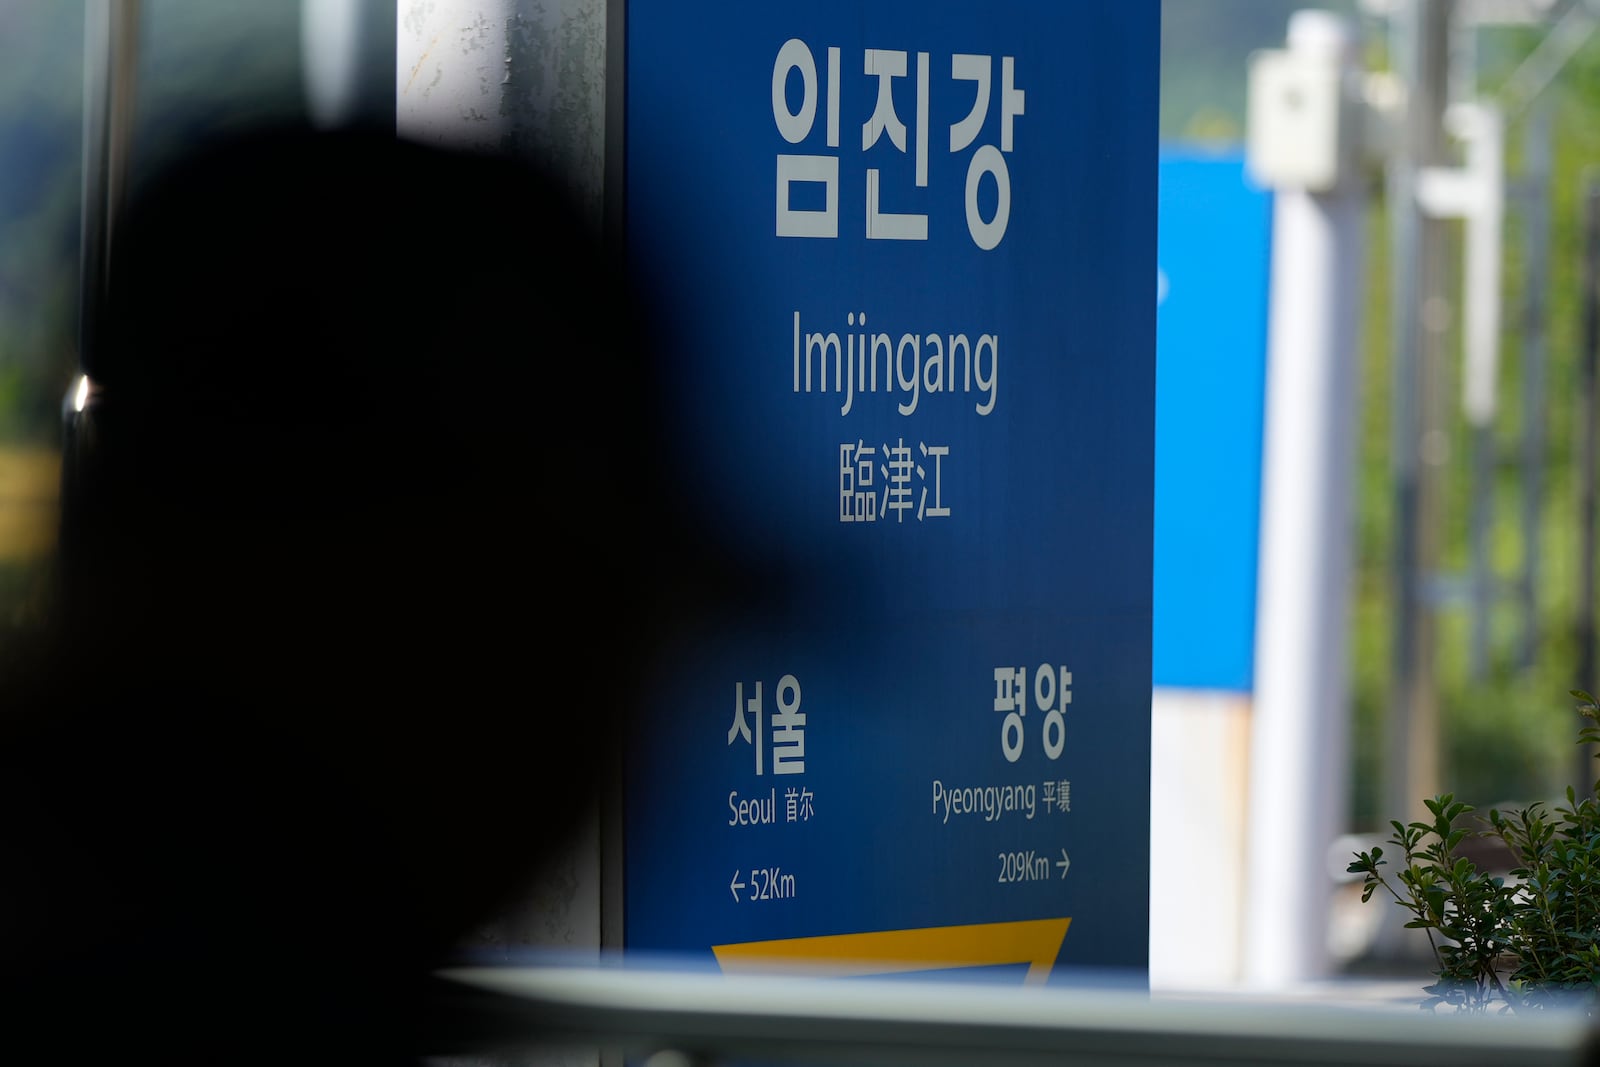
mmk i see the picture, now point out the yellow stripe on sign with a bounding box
[713,917,1071,986]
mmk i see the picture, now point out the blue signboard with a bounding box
[624,2,1157,983]
[1152,151,1273,693]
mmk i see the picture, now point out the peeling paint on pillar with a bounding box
[397,0,605,227]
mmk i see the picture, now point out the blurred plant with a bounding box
[1349,692,1600,1014]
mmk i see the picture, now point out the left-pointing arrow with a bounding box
[730,871,746,902]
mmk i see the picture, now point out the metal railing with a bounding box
[428,962,1600,1067]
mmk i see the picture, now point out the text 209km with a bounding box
[997,849,1050,883]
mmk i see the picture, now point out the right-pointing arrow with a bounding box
[1056,849,1071,878]
[729,870,746,902]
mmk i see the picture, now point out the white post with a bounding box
[386,0,609,965]
[1243,10,1366,987]
[395,0,607,226]
[1415,103,1506,427]
[396,0,517,154]
[301,0,371,129]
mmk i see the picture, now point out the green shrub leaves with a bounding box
[1350,692,1600,1014]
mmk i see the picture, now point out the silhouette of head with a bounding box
[5,124,680,1064]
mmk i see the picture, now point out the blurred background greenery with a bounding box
[0,1,301,632]
[1161,2,1600,830]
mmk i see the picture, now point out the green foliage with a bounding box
[1345,19,1600,830]
[1158,11,1600,826]
[1351,693,1600,1014]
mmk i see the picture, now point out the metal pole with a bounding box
[1457,96,1504,683]
[1470,424,1493,680]
[1387,0,1450,832]
[1578,180,1599,716]
[1386,3,1423,828]
[1520,105,1551,672]
[1244,10,1365,988]
[64,0,139,571]
[76,0,140,381]
[1368,0,1453,968]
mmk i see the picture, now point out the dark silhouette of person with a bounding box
[0,124,712,1065]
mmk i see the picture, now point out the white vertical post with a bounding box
[396,0,607,225]
[390,0,609,964]
[301,0,371,129]
[1415,103,1505,427]
[1243,11,1366,988]
[396,0,516,154]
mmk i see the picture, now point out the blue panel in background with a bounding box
[1153,150,1273,694]
[624,2,1157,983]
